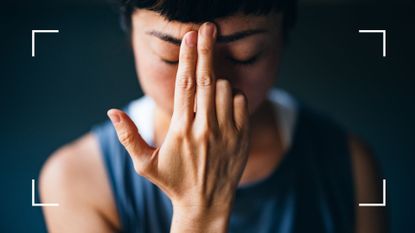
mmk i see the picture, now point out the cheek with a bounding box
[134,45,177,114]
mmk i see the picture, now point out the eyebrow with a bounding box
[146,29,268,46]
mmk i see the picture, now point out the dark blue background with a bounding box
[0,1,414,232]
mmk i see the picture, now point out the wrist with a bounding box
[171,203,233,233]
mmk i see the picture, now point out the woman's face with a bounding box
[131,10,284,116]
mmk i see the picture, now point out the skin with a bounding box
[40,9,388,233]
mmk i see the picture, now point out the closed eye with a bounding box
[227,53,261,66]
[161,58,179,65]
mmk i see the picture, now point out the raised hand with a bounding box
[108,22,250,233]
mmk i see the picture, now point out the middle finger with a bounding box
[195,22,217,123]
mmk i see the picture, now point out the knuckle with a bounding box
[198,45,211,55]
[118,130,135,147]
[176,75,195,90]
[193,123,208,141]
[193,122,219,143]
[194,130,210,144]
[171,121,191,138]
[197,73,212,86]
[180,50,194,61]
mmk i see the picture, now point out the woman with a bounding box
[40,0,387,232]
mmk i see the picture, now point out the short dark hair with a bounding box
[117,0,298,37]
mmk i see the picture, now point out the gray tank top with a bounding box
[92,90,355,233]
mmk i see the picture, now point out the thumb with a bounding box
[107,109,156,172]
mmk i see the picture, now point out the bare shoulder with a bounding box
[348,134,388,233]
[40,133,120,232]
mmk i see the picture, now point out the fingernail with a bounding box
[185,31,196,47]
[107,110,121,124]
[203,22,216,38]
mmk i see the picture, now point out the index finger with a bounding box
[172,31,197,124]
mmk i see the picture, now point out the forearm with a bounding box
[170,205,232,233]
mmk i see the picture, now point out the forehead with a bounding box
[131,9,282,38]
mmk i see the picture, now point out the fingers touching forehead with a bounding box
[132,9,277,43]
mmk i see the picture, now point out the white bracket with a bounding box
[359,179,387,207]
[358,29,386,57]
[31,30,60,57]
[32,179,59,207]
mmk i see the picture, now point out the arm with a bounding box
[349,135,389,233]
[40,134,120,233]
